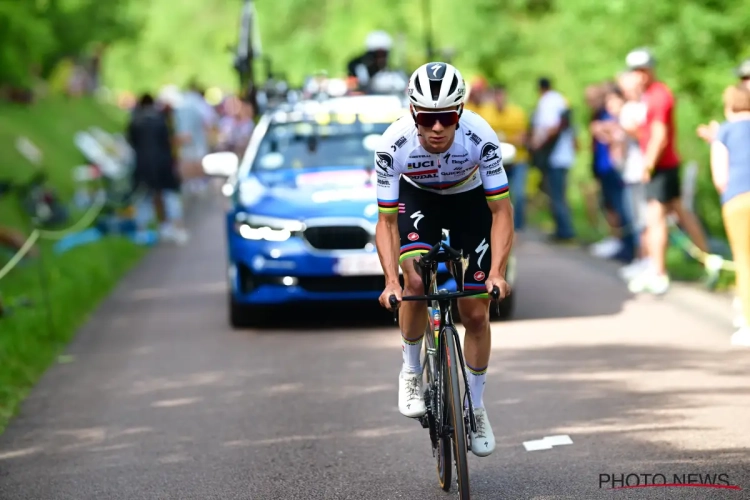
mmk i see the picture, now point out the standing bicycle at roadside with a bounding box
[373,61,514,457]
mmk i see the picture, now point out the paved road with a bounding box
[1,195,749,499]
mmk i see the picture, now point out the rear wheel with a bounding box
[443,324,471,498]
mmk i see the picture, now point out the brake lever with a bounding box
[490,286,501,316]
[388,295,400,324]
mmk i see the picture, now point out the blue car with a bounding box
[203,95,515,328]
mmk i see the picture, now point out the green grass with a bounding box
[0,96,147,433]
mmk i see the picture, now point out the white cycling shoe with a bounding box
[398,370,426,418]
[469,407,496,457]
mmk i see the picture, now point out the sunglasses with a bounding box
[414,110,460,128]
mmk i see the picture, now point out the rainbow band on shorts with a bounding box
[399,242,433,264]
[377,198,399,214]
[463,283,489,299]
[485,184,510,202]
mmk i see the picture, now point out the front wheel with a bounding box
[443,324,471,498]
[425,307,452,491]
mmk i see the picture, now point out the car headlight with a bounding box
[233,213,305,242]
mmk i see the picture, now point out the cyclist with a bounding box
[374,62,514,457]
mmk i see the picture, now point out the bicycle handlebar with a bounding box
[418,234,463,265]
[388,286,500,309]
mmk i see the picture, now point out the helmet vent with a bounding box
[448,75,458,96]
[429,80,441,101]
[414,78,424,96]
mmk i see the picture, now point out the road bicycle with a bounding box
[389,234,502,499]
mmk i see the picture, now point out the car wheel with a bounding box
[229,292,266,328]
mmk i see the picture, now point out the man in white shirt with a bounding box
[530,77,577,240]
[612,72,650,280]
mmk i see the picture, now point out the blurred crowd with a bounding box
[466,49,750,346]
[125,83,256,246]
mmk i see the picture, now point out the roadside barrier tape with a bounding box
[0,231,40,282]
[37,192,107,240]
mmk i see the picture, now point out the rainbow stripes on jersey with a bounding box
[399,242,433,263]
[484,183,510,202]
[377,198,399,214]
[404,165,478,191]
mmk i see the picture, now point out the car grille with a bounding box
[303,226,371,251]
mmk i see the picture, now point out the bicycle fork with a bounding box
[450,325,477,436]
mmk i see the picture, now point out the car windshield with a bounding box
[250,120,393,172]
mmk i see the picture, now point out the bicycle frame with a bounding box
[415,245,478,436]
[390,236,501,435]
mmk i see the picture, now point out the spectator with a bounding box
[127,93,188,245]
[589,82,636,263]
[587,82,624,259]
[710,83,750,345]
[481,83,530,232]
[624,48,707,295]
[612,71,652,281]
[159,85,210,195]
[217,96,256,157]
[697,58,750,144]
[530,77,577,241]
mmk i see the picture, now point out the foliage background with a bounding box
[4,0,750,237]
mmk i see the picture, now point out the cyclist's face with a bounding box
[414,105,459,153]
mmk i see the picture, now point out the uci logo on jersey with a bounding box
[407,160,435,169]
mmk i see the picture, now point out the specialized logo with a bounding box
[375,152,393,172]
[481,142,500,163]
[429,63,445,79]
[408,232,419,241]
[410,210,424,230]
[475,238,489,268]
[474,271,485,281]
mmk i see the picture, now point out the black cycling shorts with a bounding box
[646,167,681,203]
[397,177,492,293]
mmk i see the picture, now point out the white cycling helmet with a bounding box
[365,31,393,52]
[407,62,466,110]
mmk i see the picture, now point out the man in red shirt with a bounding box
[625,48,707,294]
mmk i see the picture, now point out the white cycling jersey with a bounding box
[374,109,510,214]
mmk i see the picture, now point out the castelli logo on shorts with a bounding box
[408,232,419,241]
[474,271,485,281]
